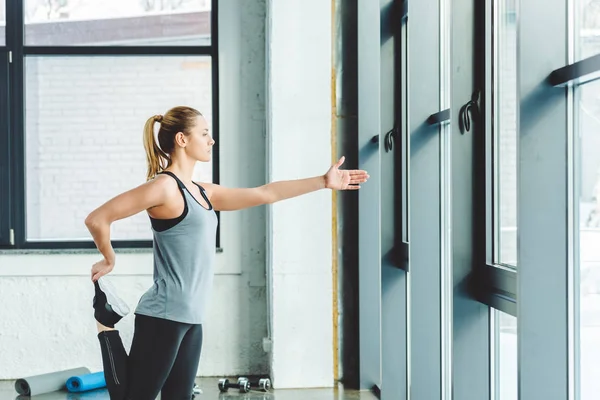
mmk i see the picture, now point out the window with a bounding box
[24,56,213,241]
[577,0,600,62]
[489,1,518,397]
[23,0,211,46]
[575,2,600,398]
[0,0,219,249]
[0,1,4,45]
[493,0,518,267]
[494,311,517,400]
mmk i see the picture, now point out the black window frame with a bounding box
[479,0,518,317]
[0,0,221,250]
[480,0,600,318]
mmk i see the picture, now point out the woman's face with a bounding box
[181,116,215,163]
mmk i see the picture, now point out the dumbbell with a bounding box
[192,383,202,395]
[236,377,271,392]
[218,378,251,393]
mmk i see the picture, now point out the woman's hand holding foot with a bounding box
[91,255,115,282]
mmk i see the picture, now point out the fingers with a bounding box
[334,156,345,168]
[92,270,106,282]
[350,177,369,184]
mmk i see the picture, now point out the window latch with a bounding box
[384,127,397,152]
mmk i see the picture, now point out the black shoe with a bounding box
[93,277,130,328]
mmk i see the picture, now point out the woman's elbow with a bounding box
[85,211,105,231]
[84,213,97,230]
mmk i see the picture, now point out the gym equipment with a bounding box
[15,367,91,396]
[218,378,251,393]
[192,383,202,395]
[16,392,109,400]
[237,376,271,392]
[66,371,106,393]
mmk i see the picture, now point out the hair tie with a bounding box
[155,115,163,123]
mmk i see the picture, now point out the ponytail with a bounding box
[143,115,170,181]
[143,107,202,180]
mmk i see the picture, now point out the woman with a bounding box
[85,106,369,399]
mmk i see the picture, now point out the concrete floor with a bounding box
[0,378,376,400]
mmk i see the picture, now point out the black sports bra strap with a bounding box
[159,171,186,190]
[193,182,214,210]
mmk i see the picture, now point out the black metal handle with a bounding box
[385,240,410,272]
[548,53,600,86]
[400,0,408,22]
[384,128,397,152]
[427,108,450,125]
[458,90,480,134]
[397,240,410,272]
[371,128,398,152]
[371,384,382,399]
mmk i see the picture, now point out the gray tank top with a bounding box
[135,171,218,324]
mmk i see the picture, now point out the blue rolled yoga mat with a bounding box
[66,372,106,393]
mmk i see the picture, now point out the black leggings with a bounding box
[98,314,203,400]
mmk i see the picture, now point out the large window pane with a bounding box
[25,56,213,241]
[577,0,600,61]
[576,72,600,400]
[576,1,600,398]
[495,311,517,400]
[0,0,5,46]
[24,0,211,46]
[494,0,518,266]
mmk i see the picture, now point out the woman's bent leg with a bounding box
[161,324,203,400]
[97,330,129,400]
[93,277,132,400]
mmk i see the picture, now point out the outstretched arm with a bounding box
[202,156,369,211]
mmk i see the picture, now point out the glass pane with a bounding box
[495,0,518,266]
[497,311,517,400]
[25,56,213,241]
[24,0,211,46]
[576,0,600,61]
[577,81,600,400]
[0,0,5,46]
[576,2,600,398]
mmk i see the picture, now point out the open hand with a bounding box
[324,156,370,190]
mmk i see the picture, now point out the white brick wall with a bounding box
[25,56,213,240]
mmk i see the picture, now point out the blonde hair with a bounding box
[143,106,202,181]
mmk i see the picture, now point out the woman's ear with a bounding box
[174,131,187,148]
